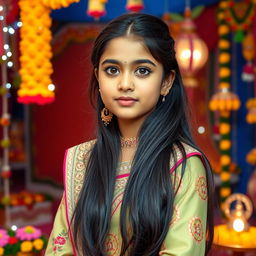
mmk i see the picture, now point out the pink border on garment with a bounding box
[115,152,203,178]
[170,152,202,174]
[63,149,77,256]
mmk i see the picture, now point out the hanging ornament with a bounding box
[224,0,255,43]
[175,6,208,87]
[247,148,256,166]
[87,0,107,20]
[242,32,255,82]
[126,0,144,12]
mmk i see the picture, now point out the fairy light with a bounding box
[6,52,12,57]
[2,55,7,61]
[11,225,18,231]
[48,84,55,91]
[5,83,12,89]
[4,44,9,50]
[0,6,3,11]
[3,26,8,32]
[198,126,205,134]
[8,27,15,34]
[7,61,13,67]
[17,21,22,27]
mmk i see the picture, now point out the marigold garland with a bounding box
[209,0,241,207]
[18,0,79,105]
[246,98,256,124]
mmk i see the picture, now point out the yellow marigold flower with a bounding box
[219,1,229,8]
[219,67,231,77]
[220,172,230,182]
[218,25,229,35]
[219,123,230,134]
[220,140,231,150]
[217,12,225,20]
[246,98,256,109]
[219,39,230,49]
[220,155,231,166]
[0,248,4,256]
[220,187,231,197]
[219,82,230,89]
[246,148,256,165]
[33,238,44,250]
[21,241,33,253]
[219,53,231,63]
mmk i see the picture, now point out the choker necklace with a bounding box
[120,137,138,148]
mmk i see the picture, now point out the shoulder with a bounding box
[170,142,203,173]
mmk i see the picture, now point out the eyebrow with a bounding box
[101,59,156,67]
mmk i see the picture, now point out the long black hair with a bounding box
[73,13,214,256]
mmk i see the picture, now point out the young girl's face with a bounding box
[96,36,172,123]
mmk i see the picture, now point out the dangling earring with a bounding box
[162,95,166,102]
[101,107,113,126]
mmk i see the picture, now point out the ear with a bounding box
[94,68,98,81]
[160,70,176,96]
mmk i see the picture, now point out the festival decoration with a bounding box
[0,0,13,228]
[175,6,208,87]
[246,98,256,124]
[246,148,256,166]
[87,0,107,20]
[209,0,241,208]
[214,194,256,248]
[0,226,47,256]
[223,0,255,43]
[126,0,144,12]
[18,0,79,105]
[242,32,255,82]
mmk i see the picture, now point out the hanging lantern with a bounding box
[87,0,107,20]
[175,8,209,87]
[126,0,144,12]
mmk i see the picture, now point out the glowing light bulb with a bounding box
[4,44,9,50]
[48,84,55,91]
[3,27,8,32]
[11,225,18,231]
[7,61,13,67]
[8,27,15,34]
[0,6,3,11]
[17,21,23,27]
[198,126,205,134]
[2,55,7,61]
[6,83,12,89]
[233,219,245,232]
[7,52,12,57]
[0,16,3,21]
[181,49,191,60]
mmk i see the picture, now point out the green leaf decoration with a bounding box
[169,13,184,22]
[234,30,244,43]
[192,5,205,19]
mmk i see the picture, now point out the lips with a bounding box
[116,96,138,106]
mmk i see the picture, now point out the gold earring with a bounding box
[101,107,113,126]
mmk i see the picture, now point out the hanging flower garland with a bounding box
[223,0,255,43]
[87,0,107,20]
[126,0,144,12]
[18,0,79,105]
[246,98,256,124]
[209,0,241,209]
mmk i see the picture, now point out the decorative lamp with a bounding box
[87,0,107,20]
[223,193,253,232]
[126,0,144,12]
[175,7,208,87]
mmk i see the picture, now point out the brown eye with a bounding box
[105,66,120,76]
[135,67,151,77]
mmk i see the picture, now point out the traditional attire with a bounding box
[45,140,208,256]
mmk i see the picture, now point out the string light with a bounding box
[7,61,13,67]
[5,83,12,89]
[1,55,7,61]
[48,84,55,91]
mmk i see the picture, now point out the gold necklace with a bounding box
[120,137,138,148]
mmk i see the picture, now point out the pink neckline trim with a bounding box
[63,149,77,256]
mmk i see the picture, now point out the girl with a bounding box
[45,13,214,256]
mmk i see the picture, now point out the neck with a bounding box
[117,118,144,138]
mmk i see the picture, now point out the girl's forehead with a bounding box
[99,36,157,64]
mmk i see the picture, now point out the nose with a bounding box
[118,71,134,91]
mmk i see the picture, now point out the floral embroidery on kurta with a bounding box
[104,233,119,255]
[170,205,181,226]
[52,229,69,255]
[188,217,204,243]
[195,176,208,200]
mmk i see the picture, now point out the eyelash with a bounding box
[104,66,152,77]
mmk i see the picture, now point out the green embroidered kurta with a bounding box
[45,140,208,256]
